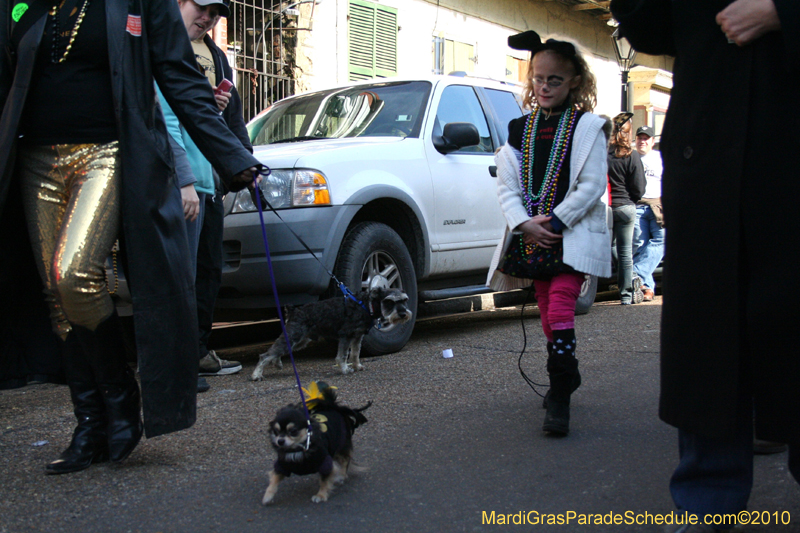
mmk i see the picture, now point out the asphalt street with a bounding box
[2,295,799,533]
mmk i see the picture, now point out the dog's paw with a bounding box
[262,492,276,505]
[341,366,355,375]
[311,494,328,503]
[355,363,365,371]
[250,370,264,381]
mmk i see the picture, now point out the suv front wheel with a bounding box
[334,222,418,355]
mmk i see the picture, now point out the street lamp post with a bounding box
[611,28,637,112]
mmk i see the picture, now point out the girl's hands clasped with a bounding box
[519,215,562,249]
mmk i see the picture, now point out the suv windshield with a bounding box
[248,81,432,146]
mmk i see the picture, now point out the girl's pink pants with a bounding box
[532,272,585,342]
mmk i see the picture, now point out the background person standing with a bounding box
[632,125,664,301]
[607,112,646,305]
[164,0,252,392]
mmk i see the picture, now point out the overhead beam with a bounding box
[572,1,610,11]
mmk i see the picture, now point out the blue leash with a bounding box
[252,171,313,441]
[249,175,377,322]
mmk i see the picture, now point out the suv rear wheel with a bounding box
[334,222,417,355]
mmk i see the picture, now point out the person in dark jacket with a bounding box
[0,0,261,475]
[187,0,253,385]
[611,0,799,529]
[607,112,645,305]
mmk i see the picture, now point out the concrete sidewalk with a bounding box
[2,299,798,533]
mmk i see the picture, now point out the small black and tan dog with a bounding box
[251,287,412,380]
[262,382,370,504]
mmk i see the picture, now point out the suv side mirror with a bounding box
[433,122,480,154]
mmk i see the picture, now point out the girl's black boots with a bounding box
[543,329,580,436]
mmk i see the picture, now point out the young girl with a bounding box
[487,31,611,436]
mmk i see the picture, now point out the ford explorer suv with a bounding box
[215,75,597,355]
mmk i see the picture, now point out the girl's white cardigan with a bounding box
[486,112,612,291]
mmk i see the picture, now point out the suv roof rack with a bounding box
[446,71,522,87]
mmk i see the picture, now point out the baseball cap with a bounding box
[194,0,229,17]
[636,125,655,138]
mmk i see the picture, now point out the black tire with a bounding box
[574,274,597,316]
[334,222,417,355]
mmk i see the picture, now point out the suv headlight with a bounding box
[230,169,331,213]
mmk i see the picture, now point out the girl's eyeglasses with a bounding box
[532,77,572,88]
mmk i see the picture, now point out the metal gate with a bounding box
[228,0,296,122]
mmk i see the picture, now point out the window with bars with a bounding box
[348,0,398,81]
[227,0,297,122]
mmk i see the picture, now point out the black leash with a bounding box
[517,286,548,400]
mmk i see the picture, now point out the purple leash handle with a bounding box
[252,172,313,429]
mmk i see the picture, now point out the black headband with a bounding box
[613,112,634,128]
[508,30,582,73]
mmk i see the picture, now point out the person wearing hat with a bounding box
[163,0,253,392]
[632,125,664,302]
[607,112,646,305]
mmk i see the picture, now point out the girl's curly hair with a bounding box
[521,47,597,113]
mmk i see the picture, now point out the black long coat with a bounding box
[611,0,800,443]
[0,0,260,437]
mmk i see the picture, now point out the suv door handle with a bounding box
[488,165,497,177]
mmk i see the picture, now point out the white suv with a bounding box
[217,75,595,355]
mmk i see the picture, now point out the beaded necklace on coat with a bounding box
[49,0,91,64]
[519,105,577,255]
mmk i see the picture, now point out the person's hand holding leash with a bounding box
[716,0,781,46]
[231,166,263,190]
[519,215,562,249]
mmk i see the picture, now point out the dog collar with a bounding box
[367,299,384,330]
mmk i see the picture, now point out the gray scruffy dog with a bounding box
[251,287,412,379]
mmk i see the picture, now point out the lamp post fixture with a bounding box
[611,28,637,112]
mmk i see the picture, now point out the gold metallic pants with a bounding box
[19,142,121,339]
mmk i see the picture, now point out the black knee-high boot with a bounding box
[46,333,110,475]
[542,341,581,409]
[71,313,143,463]
[543,329,579,435]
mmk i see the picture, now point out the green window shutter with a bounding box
[348,0,397,81]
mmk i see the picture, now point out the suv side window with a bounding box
[484,88,524,147]
[434,85,493,153]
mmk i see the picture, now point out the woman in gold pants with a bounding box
[19,142,141,473]
[2,0,260,475]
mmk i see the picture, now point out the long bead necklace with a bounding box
[518,105,577,256]
[49,0,91,64]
